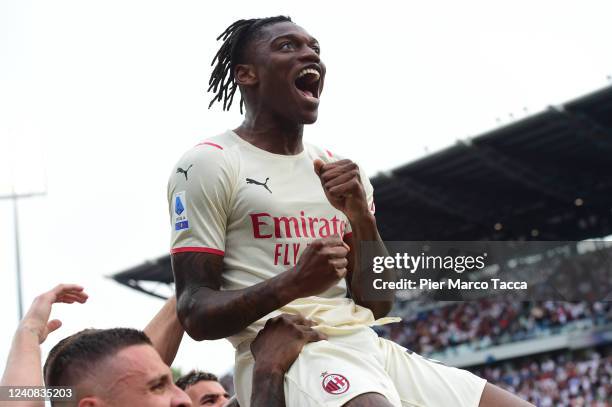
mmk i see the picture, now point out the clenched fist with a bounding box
[290,236,349,298]
[314,159,370,222]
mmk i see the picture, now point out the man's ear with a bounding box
[235,64,258,86]
[78,397,101,407]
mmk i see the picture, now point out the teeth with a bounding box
[297,68,320,79]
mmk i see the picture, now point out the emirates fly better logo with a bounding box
[321,373,350,395]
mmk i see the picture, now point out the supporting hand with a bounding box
[251,314,326,374]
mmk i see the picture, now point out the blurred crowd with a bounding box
[376,300,612,357]
[471,348,612,407]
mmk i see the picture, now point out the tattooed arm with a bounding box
[343,223,394,319]
[251,370,285,407]
[172,238,348,341]
[314,159,394,319]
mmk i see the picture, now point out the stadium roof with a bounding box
[374,85,612,241]
[112,85,612,296]
[112,255,173,298]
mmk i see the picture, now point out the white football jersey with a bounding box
[168,130,389,347]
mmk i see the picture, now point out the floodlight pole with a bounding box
[0,190,46,320]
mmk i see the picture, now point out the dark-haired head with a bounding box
[208,16,292,112]
[44,328,151,388]
[175,370,219,390]
[44,328,190,406]
[208,16,325,124]
[176,370,229,407]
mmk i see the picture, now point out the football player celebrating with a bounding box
[168,16,533,407]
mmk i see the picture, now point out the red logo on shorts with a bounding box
[322,373,350,395]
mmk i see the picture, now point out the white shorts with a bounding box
[234,326,486,407]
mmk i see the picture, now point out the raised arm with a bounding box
[343,223,394,319]
[1,284,87,407]
[314,159,394,319]
[173,237,348,341]
[143,296,184,366]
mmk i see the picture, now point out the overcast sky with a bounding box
[1,0,612,377]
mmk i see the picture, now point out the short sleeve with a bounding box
[167,144,235,255]
[344,163,375,236]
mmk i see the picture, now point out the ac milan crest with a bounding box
[321,373,350,395]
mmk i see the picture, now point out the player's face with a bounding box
[185,380,230,406]
[93,345,192,407]
[250,21,326,124]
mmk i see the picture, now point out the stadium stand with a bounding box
[377,300,611,358]
[471,346,611,406]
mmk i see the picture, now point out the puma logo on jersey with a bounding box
[246,177,272,194]
[176,164,193,181]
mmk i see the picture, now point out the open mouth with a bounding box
[294,67,321,100]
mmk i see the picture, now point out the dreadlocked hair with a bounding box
[208,16,292,113]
